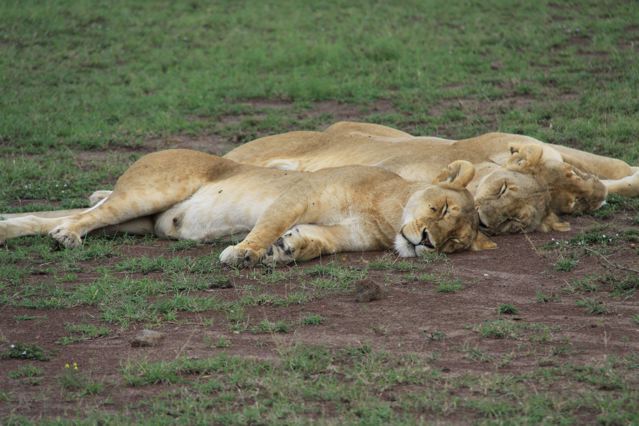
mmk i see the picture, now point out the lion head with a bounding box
[395,160,496,256]
[473,144,571,235]
[541,160,607,215]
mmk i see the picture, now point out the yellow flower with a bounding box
[65,363,70,369]
[73,362,79,370]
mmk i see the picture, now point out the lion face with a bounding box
[473,144,571,235]
[542,161,607,214]
[395,160,496,256]
[474,168,551,235]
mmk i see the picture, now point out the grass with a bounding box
[497,303,519,315]
[114,343,639,424]
[1,343,50,361]
[368,255,417,272]
[475,320,551,340]
[57,323,110,345]
[251,319,290,334]
[535,291,557,303]
[58,367,104,396]
[564,276,599,294]
[417,272,465,293]
[576,298,610,315]
[555,258,578,272]
[1,0,639,423]
[601,274,639,298]
[215,336,231,349]
[301,314,325,326]
[8,365,43,380]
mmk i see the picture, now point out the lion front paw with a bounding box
[219,245,263,268]
[262,228,305,266]
[49,225,82,248]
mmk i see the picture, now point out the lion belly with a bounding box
[154,177,286,242]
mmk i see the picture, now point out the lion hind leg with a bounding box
[49,168,216,248]
[548,144,634,180]
[50,183,203,247]
[603,171,639,198]
[0,214,72,243]
[1,208,88,220]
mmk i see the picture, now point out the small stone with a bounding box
[354,280,385,303]
[131,329,165,347]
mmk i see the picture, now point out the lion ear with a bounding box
[538,212,571,232]
[471,231,497,251]
[433,160,475,189]
[506,143,544,172]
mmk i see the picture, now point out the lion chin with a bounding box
[394,233,435,257]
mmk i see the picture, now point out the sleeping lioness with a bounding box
[224,122,623,235]
[0,150,495,266]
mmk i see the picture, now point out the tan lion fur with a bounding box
[0,150,495,266]
[224,122,633,234]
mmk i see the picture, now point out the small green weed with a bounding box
[302,314,325,325]
[417,251,448,264]
[418,273,464,293]
[8,365,43,380]
[169,240,200,252]
[497,304,519,315]
[436,278,463,293]
[252,320,290,334]
[601,274,639,298]
[555,258,578,272]
[215,337,231,349]
[535,291,557,303]
[475,320,549,340]
[59,363,104,396]
[304,263,366,286]
[57,323,110,345]
[462,343,493,363]
[13,315,47,321]
[369,255,416,271]
[1,343,49,361]
[424,330,446,341]
[576,298,609,315]
[564,276,599,294]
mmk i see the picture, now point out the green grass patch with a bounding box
[475,320,550,340]
[251,319,290,334]
[368,255,417,271]
[1,343,50,361]
[8,365,43,380]
[576,298,609,315]
[564,276,599,294]
[535,291,557,303]
[497,303,519,315]
[554,258,578,272]
[418,273,465,293]
[59,366,104,396]
[57,323,110,345]
[301,314,325,326]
